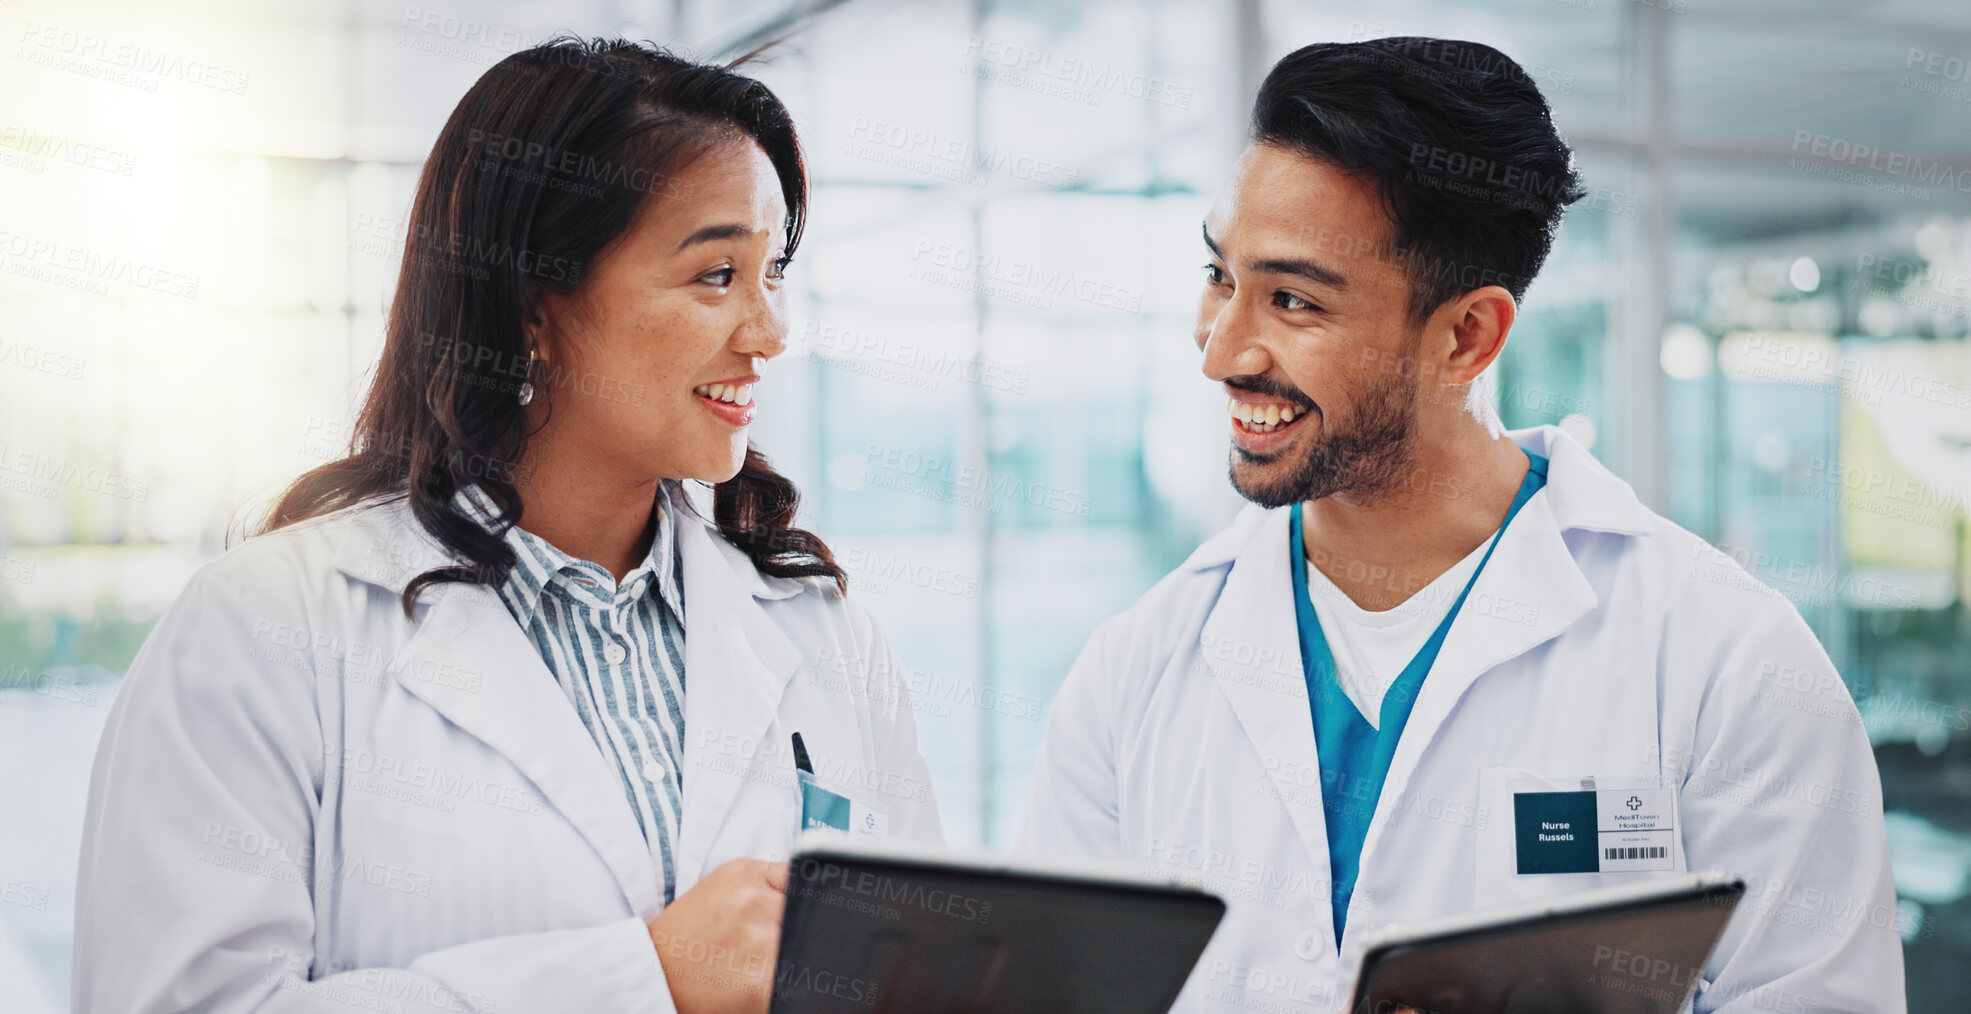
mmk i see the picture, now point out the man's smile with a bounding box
[1227,389,1316,456]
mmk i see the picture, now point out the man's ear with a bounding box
[1438,285,1516,386]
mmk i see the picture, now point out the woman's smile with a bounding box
[692,376,758,426]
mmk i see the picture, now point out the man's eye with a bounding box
[1274,291,1317,312]
[1202,263,1227,285]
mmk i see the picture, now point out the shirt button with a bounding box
[1294,929,1321,961]
[604,642,627,665]
[641,760,663,784]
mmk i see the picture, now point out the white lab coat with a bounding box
[1022,425,1904,1014]
[74,492,942,1013]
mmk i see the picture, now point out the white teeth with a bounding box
[1228,397,1301,433]
[695,382,754,406]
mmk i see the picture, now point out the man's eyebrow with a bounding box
[1202,222,1348,291]
[676,223,759,251]
[1249,256,1348,291]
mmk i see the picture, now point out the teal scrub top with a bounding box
[1289,450,1549,944]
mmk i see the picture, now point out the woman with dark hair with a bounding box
[73,38,940,1014]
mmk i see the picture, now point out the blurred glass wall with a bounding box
[2,0,1967,1008]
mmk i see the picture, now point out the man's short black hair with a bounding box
[1252,37,1586,321]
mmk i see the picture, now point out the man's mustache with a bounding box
[1224,375,1316,411]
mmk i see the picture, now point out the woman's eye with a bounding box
[768,255,792,281]
[1202,263,1227,285]
[1274,291,1318,312]
[701,267,735,287]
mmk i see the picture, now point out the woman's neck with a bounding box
[511,431,663,583]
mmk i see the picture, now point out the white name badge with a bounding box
[1486,770,1681,877]
[1594,787,1675,872]
[796,767,891,838]
[849,796,890,838]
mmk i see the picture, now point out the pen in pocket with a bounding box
[793,731,851,832]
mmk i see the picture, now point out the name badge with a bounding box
[796,768,889,837]
[1512,786,1675,874]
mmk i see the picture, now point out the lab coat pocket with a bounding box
[1476,766,1686,909]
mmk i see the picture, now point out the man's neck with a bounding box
[512,428,662,584]
[1300,424,1530,613]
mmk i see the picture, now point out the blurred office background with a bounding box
[2,0,1967,1007]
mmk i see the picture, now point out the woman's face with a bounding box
[530,135,791,484]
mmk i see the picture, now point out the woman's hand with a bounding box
[647,858,790,1014]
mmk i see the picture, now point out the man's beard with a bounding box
[1228,369,1419,509]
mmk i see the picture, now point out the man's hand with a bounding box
[647,859,790,1014]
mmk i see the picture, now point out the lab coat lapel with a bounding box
[384,578,664,919]
[1351,489,1598,907]
[673,516,802,894]
[1198,509,1333,880]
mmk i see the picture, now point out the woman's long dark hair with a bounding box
[258,37,844,614]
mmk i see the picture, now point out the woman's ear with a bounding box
[524,289,568,368]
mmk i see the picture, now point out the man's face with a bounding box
[1195,143,1428,508]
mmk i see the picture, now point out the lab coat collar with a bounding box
[1508,425,1655,537]
[670,492,812,602]
[322,490,813,914]
[324,494,462,598]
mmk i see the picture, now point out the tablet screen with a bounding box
[771,841,1226,1014]
[1352,879,1743,1014]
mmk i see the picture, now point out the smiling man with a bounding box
[1021,37,1903,1014]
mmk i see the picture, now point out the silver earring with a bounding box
[517,350,536,405]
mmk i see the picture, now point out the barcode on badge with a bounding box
[1604,846,1668,861]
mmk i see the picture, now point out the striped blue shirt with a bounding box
[455,482,689,902]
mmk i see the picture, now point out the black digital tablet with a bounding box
[770,832,1227,1014]
[1349,871,1745,1014]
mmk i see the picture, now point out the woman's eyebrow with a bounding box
[675,223,761,251]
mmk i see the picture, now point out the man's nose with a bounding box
[1199,299,1269,382]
